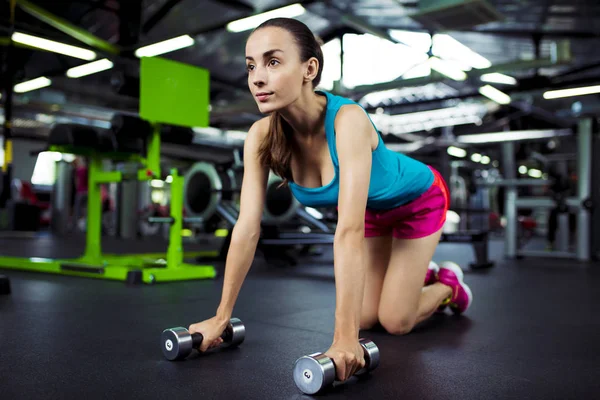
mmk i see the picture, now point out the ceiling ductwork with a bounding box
[410,0,505,30]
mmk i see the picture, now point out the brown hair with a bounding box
[252,18,324,184]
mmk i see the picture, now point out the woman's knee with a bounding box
[378,310,416,336]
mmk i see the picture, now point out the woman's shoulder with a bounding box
[247,116,271,139]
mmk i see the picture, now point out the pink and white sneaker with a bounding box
[424,261,439,286]
[437,261,473,314]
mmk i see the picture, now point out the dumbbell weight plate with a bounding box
[356,338,380,375]
[161,327,193,361]
[221,317,246,347]
[293,352,336,395]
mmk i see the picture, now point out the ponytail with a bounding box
[258,111,293,185]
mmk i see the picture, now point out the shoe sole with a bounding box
[439,261,473,312]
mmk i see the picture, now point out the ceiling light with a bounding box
[226,4,306,32]
[432,34,492,69]
[481,156,490,164]
[528,169,542,178]
[471,153,482,162]
[429,57,467,81]
[66,59,114,78]
[519,165,528,174]
[543,85,600,99]
[12,32,96,60]
[14,77,51,93]
[479,85,511,105]
[457,129,571,144]
[481,73,517,85]
[447,146,467,158]
[135,35,195,58]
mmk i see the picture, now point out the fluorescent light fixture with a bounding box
[528,169,542,178]
[479,85,511,105]
[481,156,490,165]
[66,59,114,78]
[432,34,492,69]
[135,35,194,58]
[226,4,306,32]
[519,165,528,174]
[481,73,517,85]
[359,84,459,108]
[457,129,572,144]
[471,153,482,162]
[388,30,432,52]
[369,103,486,135]
[543,85,600,99]
[150,180,165,188]
[14,77,51,93]
[165,175,173,183]
[12,32,96,60]
[447,146,467,158]
[429,57,467,81]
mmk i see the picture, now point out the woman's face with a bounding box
[245,27,306,114]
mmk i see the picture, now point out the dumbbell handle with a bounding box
[190,326,232,349]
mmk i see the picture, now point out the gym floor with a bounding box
[1,237,599,399]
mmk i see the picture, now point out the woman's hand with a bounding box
[324,337,366,382]
[188,316,230,352]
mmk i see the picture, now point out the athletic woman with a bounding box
[188,18,473,382]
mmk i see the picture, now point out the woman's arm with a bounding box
[332,105,375,341]
[216,119,270,322]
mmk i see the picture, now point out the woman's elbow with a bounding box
[232,219,261,242]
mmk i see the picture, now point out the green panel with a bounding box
[140,57,210,127]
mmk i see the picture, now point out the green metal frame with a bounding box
[0,124,217,284]
[15,0,119,55]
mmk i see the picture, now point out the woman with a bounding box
[189,18,472,382]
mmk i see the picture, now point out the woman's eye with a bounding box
[246,64,254,72]
[269,59,279,66]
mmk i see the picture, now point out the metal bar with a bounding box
[0,0,16,207]
[577,118,592,261]
[142,0,185,34]
[15,0,119,54]
[515,197,580,209]
[476,179,552,187]
[556,213,570,252]
[216,203,238,227]
[376,26,600,39]
[517,250,577,259]
[502,141,517,258]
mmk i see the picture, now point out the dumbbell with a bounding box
[161,318,245,361]
[293,338,380,394]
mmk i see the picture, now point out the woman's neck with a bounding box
[278,90,326,138]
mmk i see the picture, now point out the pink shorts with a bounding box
[364,167,450,239]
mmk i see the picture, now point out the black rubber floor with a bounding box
[1,236,599,399]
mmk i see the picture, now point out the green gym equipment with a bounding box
[0,57,218,284]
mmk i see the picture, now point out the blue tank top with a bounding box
[287,91,434,210]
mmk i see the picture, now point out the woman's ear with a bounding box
[304,57,319,83]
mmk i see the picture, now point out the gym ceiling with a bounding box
[1,0,599,159]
